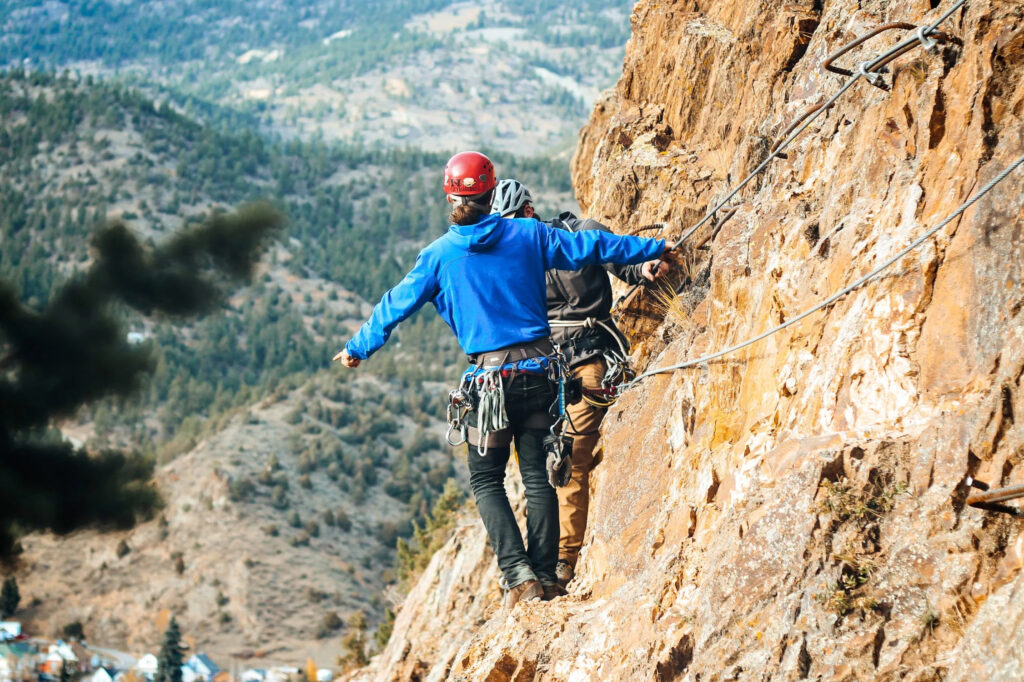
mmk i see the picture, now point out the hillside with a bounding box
[351,0,1024,679]
[18,372,458,666]
[0,71,572,666]
[0,0,633,154]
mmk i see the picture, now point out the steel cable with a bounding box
[625,151,1024,387]
[612,0,968,312]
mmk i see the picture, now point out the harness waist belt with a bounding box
[560,333,614,355]
[548,315,612,329]
[549,316,629,359]
[468,338,555,368]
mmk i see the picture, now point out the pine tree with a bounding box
[336,611,368,671]
[155,617,184,682]
[0,576,19,618]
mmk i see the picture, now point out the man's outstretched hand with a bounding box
[332,349,361,368]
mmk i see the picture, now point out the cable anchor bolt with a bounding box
[916,26,939,53]
[858,61,888,89]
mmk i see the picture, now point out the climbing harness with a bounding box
[550,317,634,407]
[445,342,579,488]
[612,0,969,315]
[625,151,1024,386]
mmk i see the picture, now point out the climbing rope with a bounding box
[612,0,968,312]
[625,151,1024,387]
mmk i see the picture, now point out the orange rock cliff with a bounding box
[352,0,1024,679]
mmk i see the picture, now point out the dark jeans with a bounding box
[467,373,558,588]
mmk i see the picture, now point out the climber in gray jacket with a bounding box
[491,178,670,589]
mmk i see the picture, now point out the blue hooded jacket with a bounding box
[344,214,664,359]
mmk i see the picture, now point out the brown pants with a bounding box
[557,357,608,566]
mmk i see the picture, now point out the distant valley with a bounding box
[0,66,575,666]
[1,0,633,154]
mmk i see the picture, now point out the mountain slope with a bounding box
[17,371,457,667]
[0,71,574,666]
[1,0,634,154]
[352,0,1024,679]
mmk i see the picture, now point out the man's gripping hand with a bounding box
[659,244,686,267]
[639,244,682,282]
[641,259,671,281]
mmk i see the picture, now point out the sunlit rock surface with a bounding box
[351,0,1024,679]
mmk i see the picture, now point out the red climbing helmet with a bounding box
[443,151,497,196]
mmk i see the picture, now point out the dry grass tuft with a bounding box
[901,58,929,85]
[704,147,734,181]
[649,283,692,329]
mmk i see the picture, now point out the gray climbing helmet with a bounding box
[491,179,533,218]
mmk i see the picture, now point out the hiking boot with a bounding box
[542,582,567,601]
[504,580,543,609]
[555,559,574,587]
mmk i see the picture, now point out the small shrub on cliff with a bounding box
[373,609,395,651]
[396,479,466,590]
[816,478,908,522]
[814,559,879,616]
[336,611,369,671]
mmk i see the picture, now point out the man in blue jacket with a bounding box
[334,151,669,607]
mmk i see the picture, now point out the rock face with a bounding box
[353,0,1024,679]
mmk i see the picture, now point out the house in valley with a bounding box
[240,668,265,682]
[135,653,159,679]
[89,666,117,682]
[186,653,220,681]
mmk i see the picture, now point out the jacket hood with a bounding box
[448,213,507,253]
